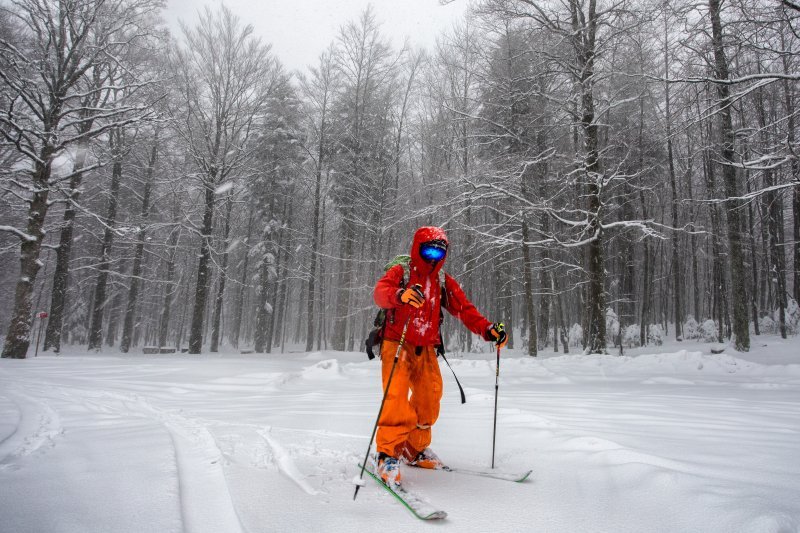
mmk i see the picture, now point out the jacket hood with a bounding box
[410,226,448,276]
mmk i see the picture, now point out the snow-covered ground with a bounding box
[1,336,799,533]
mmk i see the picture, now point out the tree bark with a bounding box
[305,109,326,351]
[121,142,158,353]
[210,193,234,352]
[779,19,800,306]
[664,16,682,341]
[745,177,761,335]
[572,0,606,354]
[188,178,217,354]
[639,189,651,346]
[521,219,538,356]
[2,152,52,358]
[332,219,354,351]
[158,227,180,349]
[795,187,800,304]
[708,0,750,351]
[254,253,272,353]
[44,149,88,352]
[88,131,124,350]
[231,206,255,349]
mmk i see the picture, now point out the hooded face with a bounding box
[410,226,449,275]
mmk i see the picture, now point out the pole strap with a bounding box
[439,351,466,404]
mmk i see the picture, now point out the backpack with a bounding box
[365,255,465,404]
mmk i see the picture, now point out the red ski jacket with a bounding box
[373,226,492,347]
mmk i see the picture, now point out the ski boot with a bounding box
[376,453,402,487]
[409,448,445,470]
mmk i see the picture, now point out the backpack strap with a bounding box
[400,263,410,289]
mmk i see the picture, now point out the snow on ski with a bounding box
[430,465,532,483]
[357,463,447,521]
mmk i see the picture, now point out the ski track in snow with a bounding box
[257,427,321,495]
[0,369,343,531]
[0,387,62,469]
[0,378,246,533]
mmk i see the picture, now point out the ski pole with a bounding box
[491,322,505,469]
[353,311,414,501]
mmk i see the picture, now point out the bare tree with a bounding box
[298,46,339,352]
[707,0,750,351]
[172,5,277,354]
[120,134,159,353]
[0,0,162,358]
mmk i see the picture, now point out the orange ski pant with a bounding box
[376,340,443,460]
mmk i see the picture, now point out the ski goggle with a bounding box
[419,240,447,262]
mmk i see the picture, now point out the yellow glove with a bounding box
[486,323,508,348]
[398,284,424,308]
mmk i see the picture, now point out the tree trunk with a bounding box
[663,12,683,340]
[552,274,569,353]
[795,187,800,304]
[316,183,329,351]
[231,206,255,349]
[305,143,324,351]
[755,78,788,338]
[254,253,272,353]
[188,177,217,354]
[2,152,52,358]
[105,276,124,347]
[746,178,761,335]
[158,227,180,349]
[88,132,124,351]
[639,188,651,347]
[462,207,475,353]
[683,119,702,321]
[620,177,636,345]
[581,88,606,352]
[332,219,354,351]
[121,142,157,353]
[44,148,88,353]
[708,0,750,351]
[520,220,536,354]
[210,193,234,352]
[707,152,726,343]
[779,22,800,306]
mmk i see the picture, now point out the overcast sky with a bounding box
[163,0,469,73]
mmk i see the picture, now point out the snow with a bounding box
[1,336,799,532]
[0,225,37,242]
[214,182,234,195]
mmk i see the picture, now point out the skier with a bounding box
[372,226,507,486]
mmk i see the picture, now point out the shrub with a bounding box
[683,315,700,340]
[700,319,718,343]
[605,308,620,340]
[759,315,776,334]
[568,323,583,347]
[622,324,641,348]
[647,323,664,346]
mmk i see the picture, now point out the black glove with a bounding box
[486,322,508,348]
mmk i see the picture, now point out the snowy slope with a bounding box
[1,337,799,533]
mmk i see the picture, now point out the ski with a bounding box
[410,463,532,483]
[358,463,447,520]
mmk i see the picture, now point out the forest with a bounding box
[1,0,799,359]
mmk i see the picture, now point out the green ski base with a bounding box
[358,463,447,520]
